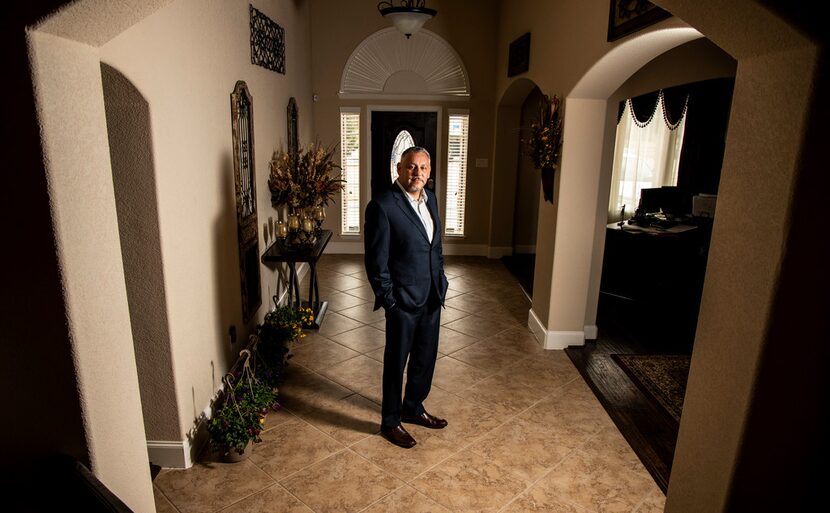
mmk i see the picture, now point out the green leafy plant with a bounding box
[207,394,266,456]
[207,351,277,456]
[254,305,313,388]
[262,305,309,343]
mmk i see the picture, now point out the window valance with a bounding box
[617,87,690,130]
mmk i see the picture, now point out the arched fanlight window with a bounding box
[389,130,416,183]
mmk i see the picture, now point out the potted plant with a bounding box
[207,351,277,462]
[254,305,312,388]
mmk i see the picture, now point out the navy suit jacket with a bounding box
[364,183,449,312]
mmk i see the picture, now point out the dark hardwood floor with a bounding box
[565,292,694,493]
[501,253,535,297]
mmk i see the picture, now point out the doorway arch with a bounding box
[489,77,543,259]
[529,27,703,349]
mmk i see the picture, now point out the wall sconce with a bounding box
[377,1,437,39]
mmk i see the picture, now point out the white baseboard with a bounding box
[147,440,191,469]
[527,308,587,350]
[513,244,536,254]
[326,241,511,259]
[584,324,598,340]
[326,241,363,254]
[443,243,487,256]
[486,246,513,258]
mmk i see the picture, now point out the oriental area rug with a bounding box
[611,354,691,422]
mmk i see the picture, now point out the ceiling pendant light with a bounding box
[377,1,437,39]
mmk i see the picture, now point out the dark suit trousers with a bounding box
[381,292,441,428]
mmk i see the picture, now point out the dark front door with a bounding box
[371,111,438,198]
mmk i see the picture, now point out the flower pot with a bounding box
[541,166,556,203]
[219,440,252,463]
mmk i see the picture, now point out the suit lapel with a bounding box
[392,185,430,242]
[426,190,440,246]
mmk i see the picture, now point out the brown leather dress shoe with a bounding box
[401,411,448,429]
[381,424,417,448]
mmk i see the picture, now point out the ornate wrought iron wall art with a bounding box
[250,4,285,74]
[231,81,262,322]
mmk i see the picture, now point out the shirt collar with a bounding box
[395,179,427,204]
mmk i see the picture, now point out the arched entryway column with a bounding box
[528,27,703,349]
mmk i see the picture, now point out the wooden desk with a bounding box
[606,221,698,235]
[261,230,332,329]
[601,221,708,306]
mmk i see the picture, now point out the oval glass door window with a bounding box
[390,130,416,183]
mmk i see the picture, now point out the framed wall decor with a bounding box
[250,4,285,74]
[230,80,262,322]
[607,0,671,42]
[287,97,298,156]
[508,32,531,77]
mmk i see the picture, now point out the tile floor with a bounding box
[153,255,665,513]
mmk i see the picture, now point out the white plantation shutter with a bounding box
[445,113,469,235]
[340,110,360,234]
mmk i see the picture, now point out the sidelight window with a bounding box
[340,109,361,234]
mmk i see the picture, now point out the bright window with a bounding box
[608,93,687,221]
[340,109,360,234]
[445,112,469,235]
[390,130,415,183]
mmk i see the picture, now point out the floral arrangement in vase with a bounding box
[523,94,564,202]
[268,142,345,210]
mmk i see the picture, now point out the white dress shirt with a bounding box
[396,180,434,243]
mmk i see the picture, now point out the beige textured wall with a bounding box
[310,0,498,249]
[667,44,816,513]
[99,0,313,442]
[27,30,154,512]
[614,38,736,102]
[102,62,181,441]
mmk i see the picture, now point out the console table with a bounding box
[261,229,332,329]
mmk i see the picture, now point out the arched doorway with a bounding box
[491,78,545,294]
[565,36,737,490]
[490,77,542,251]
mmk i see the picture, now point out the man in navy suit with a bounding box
[364,146,449,448]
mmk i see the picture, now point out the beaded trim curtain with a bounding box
[608,92,688,222]
[617,89,689,129]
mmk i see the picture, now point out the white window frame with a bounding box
[340,107,361,235]
[445,109,469,237]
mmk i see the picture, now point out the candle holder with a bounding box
[275,220,288,240]
[312,205,326,234]
[287,212,300,232]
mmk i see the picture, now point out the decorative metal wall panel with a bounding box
[250,4,285,74]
